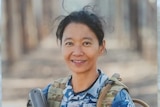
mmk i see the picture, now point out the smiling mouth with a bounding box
[71,60,86,64]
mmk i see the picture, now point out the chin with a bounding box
[70,68,87,74]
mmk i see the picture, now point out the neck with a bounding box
[71,70,99,93]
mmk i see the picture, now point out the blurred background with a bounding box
[1,0,157,107]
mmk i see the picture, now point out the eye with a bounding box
[83,41,92,46]
[65,42,73,46]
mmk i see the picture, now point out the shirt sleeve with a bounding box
[111,89,135,107]
[42,84,51,99]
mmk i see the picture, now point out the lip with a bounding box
[71,60,86,65]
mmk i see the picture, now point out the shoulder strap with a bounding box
[97,73,128,107]
[132,98,150,107]
[97,73,150,107]
[47,76,70,107]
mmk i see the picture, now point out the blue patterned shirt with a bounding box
[43,70,135,107]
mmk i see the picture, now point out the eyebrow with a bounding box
[63,37,72,42]
[63,37,93,42]
[83,37,93,41]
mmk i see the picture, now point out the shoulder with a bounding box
[97,73,135,107]
[44,76,71,89]
[109,74,135,107]
[42,84,52,99]
[112,89,135,107]
[42,76,71,98]
[109,74,134,106]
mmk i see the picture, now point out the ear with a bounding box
[99,40,106,55]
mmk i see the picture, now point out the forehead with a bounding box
[64,22,92,32]
[63,23,97,39]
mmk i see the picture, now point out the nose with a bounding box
[72,46,84,56]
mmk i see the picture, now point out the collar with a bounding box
[63,69,108,99]
[87,69,108,98]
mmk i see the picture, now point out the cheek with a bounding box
[85,48,101,59]
[61,48,70,60]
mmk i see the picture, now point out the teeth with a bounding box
[72,60,84,63]
[74,60,82,62]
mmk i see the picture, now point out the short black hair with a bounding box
[56,9,104,45]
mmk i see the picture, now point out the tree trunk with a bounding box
[5,0,13,64]
[157,1,160,106]
[20,0,28,53]
[129,0,142,52]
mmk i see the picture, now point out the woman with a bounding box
[28,9,135,107]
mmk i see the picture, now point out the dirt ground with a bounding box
[2,36,157,107]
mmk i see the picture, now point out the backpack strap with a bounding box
[132,98,150,107]
[47,76,70,107]
[97,73,128,107]
[97,73,150,107]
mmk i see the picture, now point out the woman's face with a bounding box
[61,23,105,74]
